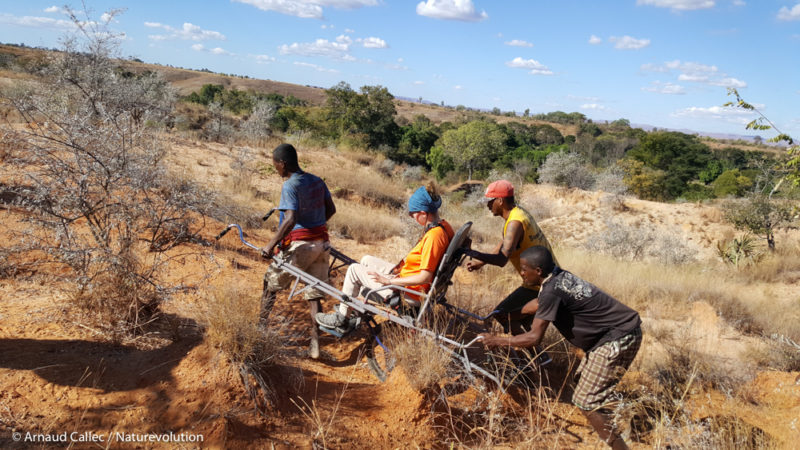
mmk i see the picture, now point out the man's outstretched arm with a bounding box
[480,317,549,348]
[465,220,523,269]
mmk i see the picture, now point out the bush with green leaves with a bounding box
[716,234,762,267]
[722,195,795,251]
[712,169,753,198]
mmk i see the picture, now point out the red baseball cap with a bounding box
[485,180,514,198]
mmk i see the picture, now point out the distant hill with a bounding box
[0,43,776,152]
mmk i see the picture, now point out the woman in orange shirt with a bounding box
[316,183,454,333]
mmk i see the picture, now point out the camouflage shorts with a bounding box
[572,327,642,411]
[264,240,330,300]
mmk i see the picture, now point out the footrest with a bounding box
[318,325,346,338]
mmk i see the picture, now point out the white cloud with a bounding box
[733,0,745,6]
[568,95,601,102]
[709,77,747,88]
[321,24,333,29]
[0,13,77,31]
[636,0,715,11]
[453,85,463,90]
[233,0,378,20]
[588,35,602,45]
[506,57,554,75]
[777,3,800,21]
[360,37,388,48]
[191,44,233,55]
[145,22,225,41]
[43,6,60,13]
[581,103,607,111]
[345,28,355,33]
[413,80,425,85]
[642,59,746,88]
[672,105,754,124]
[294,61,338,73]
[505,39,533,47]
[642,81,686,94]
[416,0,488,22]
[609,35,650,50]
[279,38,351,59]
[252,54,276,63]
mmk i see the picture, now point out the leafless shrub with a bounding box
[203,101,235,143]
[241,100,275,145]
[0,8,210,336]
[377,158,396,177]
[586,219,696,265]
[538,151,595,190]
[402,165,423,181]
[593,163,628,195]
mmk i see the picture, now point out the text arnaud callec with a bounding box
[20,431,204,443]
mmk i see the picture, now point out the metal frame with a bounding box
[215,222,507,389]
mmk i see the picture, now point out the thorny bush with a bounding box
[0,9,212,337]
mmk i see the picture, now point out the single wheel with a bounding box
[365,329,396,382]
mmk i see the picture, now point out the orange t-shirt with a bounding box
[398,220,455,299]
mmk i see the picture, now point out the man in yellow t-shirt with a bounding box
[465,180,557,363]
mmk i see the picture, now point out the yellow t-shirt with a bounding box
[504,206,555,272]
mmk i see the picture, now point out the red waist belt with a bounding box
[278,225,330,252]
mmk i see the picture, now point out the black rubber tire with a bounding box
[365,332,396,382]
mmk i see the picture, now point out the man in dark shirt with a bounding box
[480,246,642,450]
[261,143,336,360]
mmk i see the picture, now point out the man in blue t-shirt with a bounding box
[261,143,336,359]
[480,246,641,450]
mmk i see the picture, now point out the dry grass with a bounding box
[315,156,407,210]
[199,284,299,410]
[383,323,454,392]
[614,335,775,449]
[327,200,404,243]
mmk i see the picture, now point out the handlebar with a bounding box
[262,208,277,222]
[214,224,261,251]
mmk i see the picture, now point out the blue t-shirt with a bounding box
[278,171,332,231]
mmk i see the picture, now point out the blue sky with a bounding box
[1,0,799,138]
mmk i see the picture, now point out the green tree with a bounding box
[712,169,753,198]
[619,159,668,201]
[324,82,399,148]
[396,115,440,167]
[438,121,506,180]
[426,145,455,179]
[626,131,714,199]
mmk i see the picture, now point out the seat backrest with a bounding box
[416,221,472,316]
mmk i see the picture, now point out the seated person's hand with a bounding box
[368,271,389,285]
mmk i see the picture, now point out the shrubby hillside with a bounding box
[1,22,799,448]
